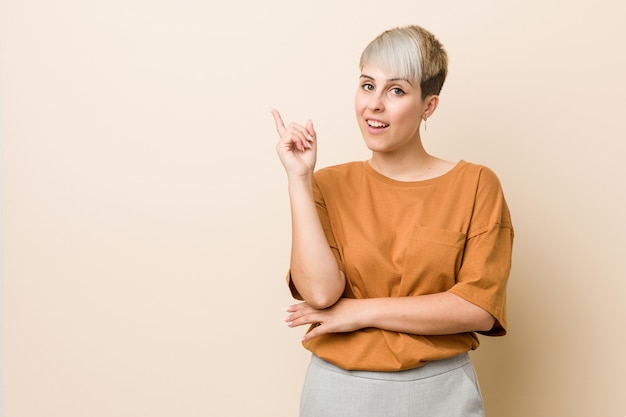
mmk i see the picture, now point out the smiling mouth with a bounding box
[367,120,389,128]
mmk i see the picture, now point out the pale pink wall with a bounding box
[2,1,625,416]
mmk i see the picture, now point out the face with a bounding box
[355,63,434,155]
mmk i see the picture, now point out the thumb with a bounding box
[301,324,323,343]
[306,119,316,140]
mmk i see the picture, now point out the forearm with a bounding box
[358,292,495,335]
[288,177,344,309]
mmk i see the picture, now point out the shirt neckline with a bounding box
[359,159,466,187]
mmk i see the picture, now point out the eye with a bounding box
[361,83,375,91]
[390,87,405,96]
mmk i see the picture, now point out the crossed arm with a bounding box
[285,293,496,343]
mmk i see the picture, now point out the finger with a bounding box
[273,121,313,152]
[286,124,313,150]
[285,302,309,313]
[301,323,327,342]
[285,307,322,328]
[285,302,317,317]
[271,108,286,135]
[286,313,317,328]
[285,310,312,326]
[305,119,316,143]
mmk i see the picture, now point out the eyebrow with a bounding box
[360,74,412,86]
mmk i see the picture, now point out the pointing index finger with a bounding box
[271,108,286,134]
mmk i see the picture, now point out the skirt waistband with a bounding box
[309,352,471,382]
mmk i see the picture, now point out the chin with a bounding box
[364,144,391,154]
[362,137,389,152]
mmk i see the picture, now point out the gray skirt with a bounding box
[300,353,485,417]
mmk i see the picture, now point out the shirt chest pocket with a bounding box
[399,226,467,295]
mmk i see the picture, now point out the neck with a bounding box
[368,146,453,182]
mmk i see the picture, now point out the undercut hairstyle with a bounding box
[359,25,448,99]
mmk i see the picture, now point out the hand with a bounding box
[271,109,317,179]
[285,298,365,342]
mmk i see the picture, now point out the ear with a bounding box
[422,95,439,119]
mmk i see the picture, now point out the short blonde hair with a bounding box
[359,25,448,99]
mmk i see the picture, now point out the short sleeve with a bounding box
[447,168,514,336]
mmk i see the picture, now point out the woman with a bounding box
[272,25,513,417]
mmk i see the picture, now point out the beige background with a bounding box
[2,0,625,416]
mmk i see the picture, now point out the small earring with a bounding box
[423,118,427,130]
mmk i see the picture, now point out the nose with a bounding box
[367,93,384,112]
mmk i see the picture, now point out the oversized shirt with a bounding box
[288,160,514,371]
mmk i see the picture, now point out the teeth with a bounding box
[367,120,389,128]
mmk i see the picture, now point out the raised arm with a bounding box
[272,109,345,309]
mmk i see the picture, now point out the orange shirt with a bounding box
[288,160,514,371]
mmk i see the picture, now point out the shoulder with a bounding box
[458,161,512,230]
[454,161,504,189]
[313,161,364,183]
[311,162,367,204]
[451,162,509,218]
